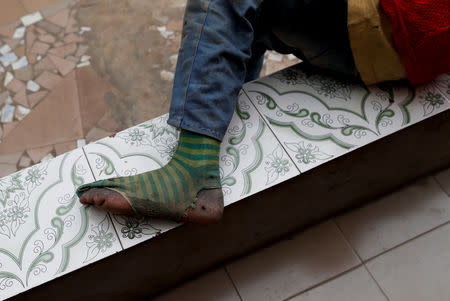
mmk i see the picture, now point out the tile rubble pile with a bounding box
[0,4,92,175]
[0,0,299,179]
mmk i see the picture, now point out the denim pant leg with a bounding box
[167,0,263,141]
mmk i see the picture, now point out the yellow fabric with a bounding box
[347,0,407,85]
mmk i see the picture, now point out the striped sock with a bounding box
[76,129,222,221]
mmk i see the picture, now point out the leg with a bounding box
[76,0,264,224]
[78,130,223,224]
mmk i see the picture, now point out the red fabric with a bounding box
[380,0,450,85]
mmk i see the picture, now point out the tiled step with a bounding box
[3,66,450,300]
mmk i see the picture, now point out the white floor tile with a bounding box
[288,266,387,301]
[226,221,361,301]
[0,149,122,300]
[366,222,450,301]
[153,268,240,301]
[83,114,181,249]
[435,167,450,196]
[335,176,450,260]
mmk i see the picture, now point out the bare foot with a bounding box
[79,188,224,224]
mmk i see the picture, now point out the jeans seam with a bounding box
[182,120,222,140]
[179,0,212,126]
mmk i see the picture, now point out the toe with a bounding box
[78,188,135,215]
[79,189,95,205]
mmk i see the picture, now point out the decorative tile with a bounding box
[0,148,122,300]
[429,72,450,102]
[82,114,182,249]
[219,91,299,205]
[400,77,450,123]
[243,64,450,172]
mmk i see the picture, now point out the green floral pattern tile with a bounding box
[432,73,450,101]
[82,114,181,249]
[220,91,299,205]
[0,149,122,300]
[243,65,450,172]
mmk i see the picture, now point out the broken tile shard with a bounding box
[28,91,47,107]
[40,153,54,162]
[63,33,83,44]
[48,54,76,76]
[13,89,28,107]
[4,71,14,86]
[6,78,26,93]
[11,56,28,70]
[48,43,76,57]
[46,8,69,28]
[1,104,15,122]
[12,27,26,39]
[14,65,33,81]
[77,139,86,147]
[0,91,9,106]
[30,41,50,55]
[75,44,88,57]
[15,105,31,120]
[76,61,90,68]
[26,80,40,92]
[0,52,19,67]
[79,26,91,34]
[36,20,63,35]
[160,70,174,81]
[80,55,90,62]
[0,44,11,55]
[18,155,32,168]
[35,71,62,89]
[21,12,44,26]
[54,140,76,155]
[27,145,53,163]
[38,34,56,43]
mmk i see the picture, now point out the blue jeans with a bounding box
[167,0,358,141]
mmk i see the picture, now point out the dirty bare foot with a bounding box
[79,187,223,224]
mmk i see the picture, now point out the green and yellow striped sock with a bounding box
[76,129,222,221]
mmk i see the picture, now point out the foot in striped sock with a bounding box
[76,130,224,224]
